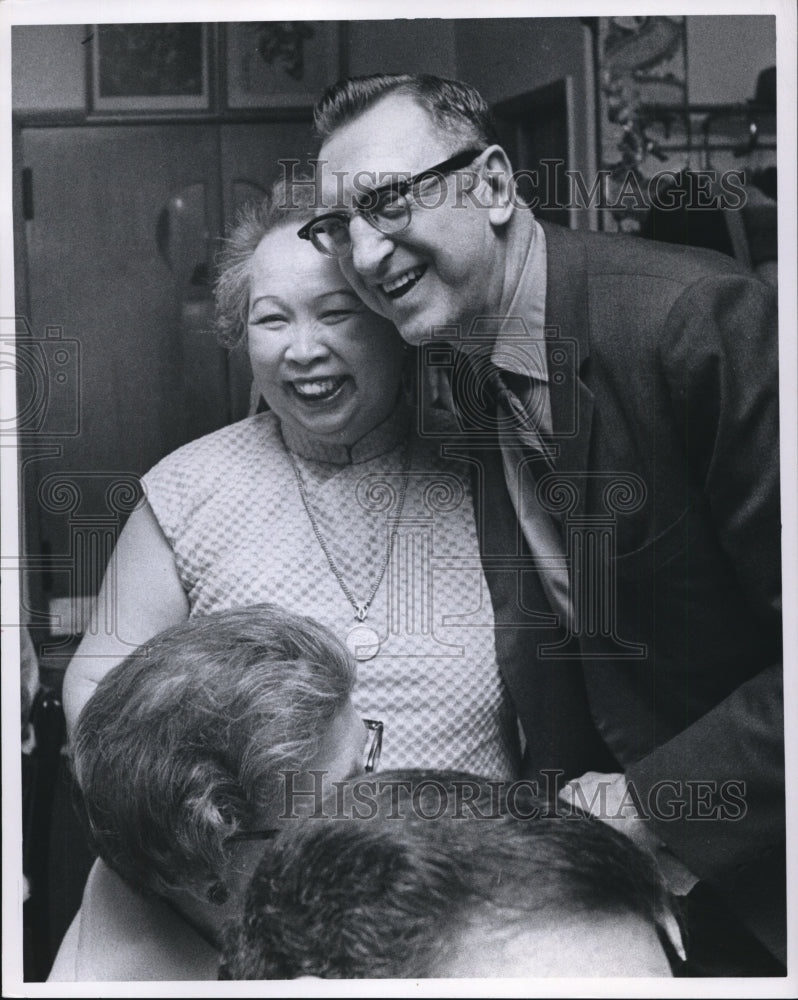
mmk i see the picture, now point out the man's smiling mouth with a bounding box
[381,266,426,299]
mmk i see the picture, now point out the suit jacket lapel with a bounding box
[449,233,615,784]
[540,221,594,515]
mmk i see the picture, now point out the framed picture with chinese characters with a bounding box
[225,21,341,108]
[89,22,211,112]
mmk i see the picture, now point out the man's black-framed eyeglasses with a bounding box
[297,147,485,258]
[227,717,384,843]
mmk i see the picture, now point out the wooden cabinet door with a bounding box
[19,125,223,617]
[18,119,316,625]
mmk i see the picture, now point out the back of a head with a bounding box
[72,603,355,902]
[222,770,677,979]
[314,73,499,150]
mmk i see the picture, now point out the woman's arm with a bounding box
[62,500,190,738]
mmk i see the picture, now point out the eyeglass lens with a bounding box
[311,216,351,255]
[304,148,484,257]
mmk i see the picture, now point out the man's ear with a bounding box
[482,146,515,228]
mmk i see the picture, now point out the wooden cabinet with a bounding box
[15,118,315,629]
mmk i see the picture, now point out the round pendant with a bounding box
[346,624,381,662]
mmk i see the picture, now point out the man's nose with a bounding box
[349,215,394,277]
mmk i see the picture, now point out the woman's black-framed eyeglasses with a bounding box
[297,148,485,258]
[362,717,383,774]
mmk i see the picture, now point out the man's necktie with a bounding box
[486,365,572,627]
[450,352,615,784]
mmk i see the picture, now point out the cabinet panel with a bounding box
[220,120,317,220]
[18,120,316,611]
[22,126,220,466]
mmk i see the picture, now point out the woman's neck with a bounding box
[165,839,270,950]
[165,886,232,951]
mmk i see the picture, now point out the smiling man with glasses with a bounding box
[298,147,485,259]
[306,89,509,348]
[301,72,785,977]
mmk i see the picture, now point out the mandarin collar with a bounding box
[278,398,410,465]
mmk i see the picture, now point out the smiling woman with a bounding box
[61,178,522,791]
[245,225,405,447]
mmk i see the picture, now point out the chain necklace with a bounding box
[284,435,413,662]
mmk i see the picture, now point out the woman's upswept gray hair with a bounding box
[72,603,355,902]
[214,177,317,349]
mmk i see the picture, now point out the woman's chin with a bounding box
[269,381,399,448]
[281,409,363,447]
[269,384,355,441]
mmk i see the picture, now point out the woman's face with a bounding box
[222,698,370,910]
[247,225,406,446]
[309,698,374,784]
[259,699,372,829]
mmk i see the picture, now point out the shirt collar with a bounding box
[490,218,549,382]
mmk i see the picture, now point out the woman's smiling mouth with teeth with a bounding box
[290,376,347,400]
[381,266,426,299]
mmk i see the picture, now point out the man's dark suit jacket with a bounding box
[453,221,784,962]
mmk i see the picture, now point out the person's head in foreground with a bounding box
[215,175,406,449]
[72,603,379,944]
[221,770,682,979]
[302,73,521,347]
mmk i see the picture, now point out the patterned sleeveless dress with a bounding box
[143,403,521,777]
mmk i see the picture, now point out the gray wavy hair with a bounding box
[72,603,356,903]
[214,177,317,349]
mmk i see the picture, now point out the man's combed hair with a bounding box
[221,770,676,979]
[314,73,500,149]
[72,603,355,902]
[213,177,317,349]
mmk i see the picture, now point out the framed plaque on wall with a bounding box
[225,21,341,108]
[89,22,211,113]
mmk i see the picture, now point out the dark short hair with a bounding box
[314,73,500,149]
[72,603,356,902]
[221,769,677,979]
[214,177,318,349]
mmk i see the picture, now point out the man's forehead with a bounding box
[317,94,449,197]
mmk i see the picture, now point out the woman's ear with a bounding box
[482,145,515,228]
